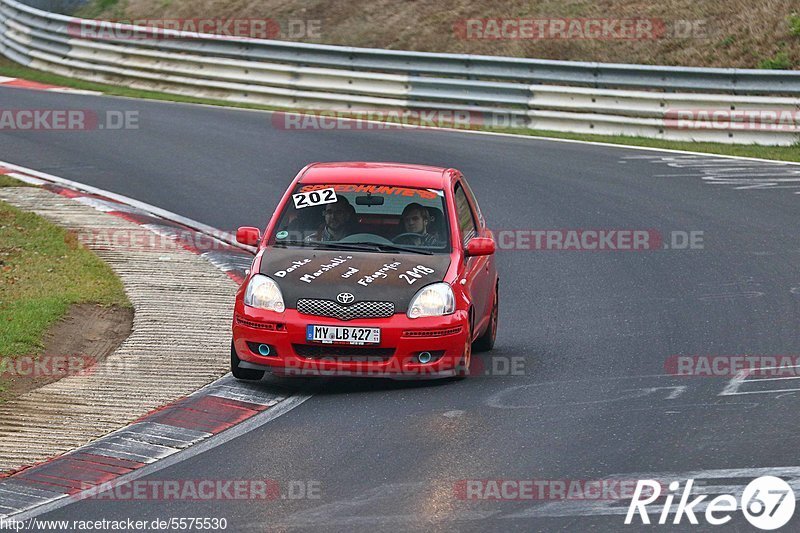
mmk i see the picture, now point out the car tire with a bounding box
[473,282,498,353]
[231,340,265,381]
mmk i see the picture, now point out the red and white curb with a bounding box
[0,162,254,284]
[0,76,101,95]
[0,162,310,519]
[0,377,294,518]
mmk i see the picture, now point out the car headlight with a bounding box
[244,275,285,312]
[407,282,455,318]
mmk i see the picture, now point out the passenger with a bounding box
[306,197,357,242]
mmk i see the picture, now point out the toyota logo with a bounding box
[337,292,355,304]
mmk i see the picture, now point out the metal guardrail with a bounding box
[1,0,798,145]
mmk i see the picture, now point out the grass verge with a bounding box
[490,128,800,162]
[1,58,799,163]
[0,175,31,188]
[0,193,130,370]
[0,57,277,110]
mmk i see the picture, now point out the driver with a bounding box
[306,197,357,242]
[399,203,441,246]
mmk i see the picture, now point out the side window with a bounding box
[461,177,484,228]
[454,183,478,245]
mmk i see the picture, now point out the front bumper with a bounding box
[233,305,469,379]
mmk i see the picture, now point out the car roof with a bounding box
[298,162,454,189]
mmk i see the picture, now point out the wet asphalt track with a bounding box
[2,87,800,531]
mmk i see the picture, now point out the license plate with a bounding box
[306,325,381,345]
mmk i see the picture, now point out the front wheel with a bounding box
[473,282,498,353]
[231,340,265,381]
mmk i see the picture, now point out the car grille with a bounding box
[293,344,395,361]
[296,299,395,321]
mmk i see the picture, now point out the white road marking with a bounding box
[745,375,800,382]
[486,376,695,410]
[697,291,765,301]
[720,365,800,396]
[3,172,46,185]
[502,466,800,519]
[719,369,752,396]
[624,154,800,195]
[46,87,102,95]
[643,386,687,400]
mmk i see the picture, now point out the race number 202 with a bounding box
[293,188,337,209]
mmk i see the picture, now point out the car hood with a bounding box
[259,247,451,310]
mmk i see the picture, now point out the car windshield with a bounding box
[269,183,451,253]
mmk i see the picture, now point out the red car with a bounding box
[231,162,498,379]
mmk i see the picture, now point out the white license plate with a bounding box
[306,325,381,345]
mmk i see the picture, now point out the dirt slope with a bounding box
[75,0,800,68]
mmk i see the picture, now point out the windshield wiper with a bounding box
[347,242,434,255]
[273,240,434,255]
[272,240,383,252]
[271,240,316,248]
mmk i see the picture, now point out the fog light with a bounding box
[247,342,276,357]
[417,351,432,364]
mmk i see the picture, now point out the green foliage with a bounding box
[758,51,792,69]
[789,13,800,36]
[0,202,129,358]
[718,35,736,48]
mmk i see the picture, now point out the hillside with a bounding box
[76,0,800,69]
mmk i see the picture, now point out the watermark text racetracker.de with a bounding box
[0,353,141,379]
[0,109,139,131]
[0,354,98,380]
[454,479,658,501]
[70,227,238,252]
[270,110,529,131]
[666,109,800,132]
[256,354,528,378]
[68,18,323,40]
[665,355,800,377]
[74,479,322,501]
[453,18,710,40]
[496,229,704,251]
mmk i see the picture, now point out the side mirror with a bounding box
[465,237,495,257]
[236,226,261,246]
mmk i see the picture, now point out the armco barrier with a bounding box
[1,0,799,145]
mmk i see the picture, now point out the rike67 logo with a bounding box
[625,476,795,529]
